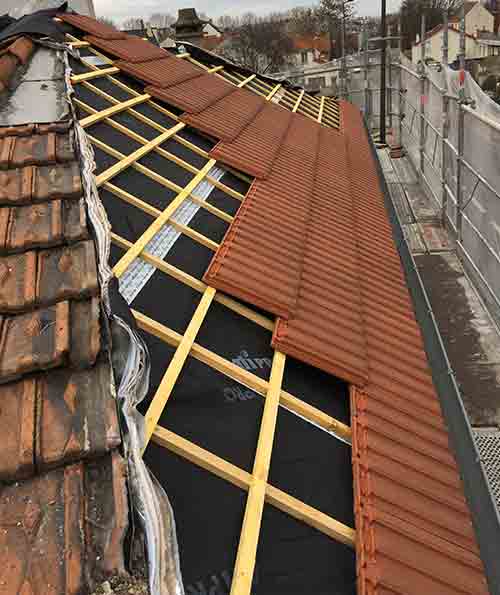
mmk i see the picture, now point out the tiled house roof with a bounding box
[0,32,128,595]
[51,10,495,595]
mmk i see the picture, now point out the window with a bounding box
[301,50,308,65]
[307,76,326,91]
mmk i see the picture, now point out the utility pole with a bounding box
[380,0,387,144]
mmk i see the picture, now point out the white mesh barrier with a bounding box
[345,51,500,319]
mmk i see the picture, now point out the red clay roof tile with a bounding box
[116,56,202,88]
[182,88,266,142]
[199,92,487,591]
[0,198,88,254]
[0,451,128,594]
[0,130,75,169]
[210,102,293,178]
[85,34,168,63]
[0,301,70,383]
[8,37,35,65]
[59,13,127,40]
[146,73,234,114]
[0,37,35,93]
[0,364,120,481]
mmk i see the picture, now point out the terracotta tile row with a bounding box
[0,451,128,595]
[117,56,202,89]
[210,102,294,178]
[146,73,234,114]
[0,198,88,253]
[0,36,34,93]
[0,162,82,205]
[0,240,98,312]
[85,34,168,63]
[60,12,127,40]
[204,113,320,316]
[182,88,266,142]
[0,297,101,383]
[0,129,74,169]
[1,363,120,481]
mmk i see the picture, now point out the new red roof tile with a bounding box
[146,73,234,114]
[116,56,202,88]
[201,93,488,592]
[210,102,293,178]
[182,87,266,142]
[59,13,127,40]
[85,34,168,63]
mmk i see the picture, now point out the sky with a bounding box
[93,0,403,25]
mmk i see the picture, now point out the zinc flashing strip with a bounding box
[367,123,500,594]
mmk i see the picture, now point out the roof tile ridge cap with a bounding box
[203,179,258,282]
[276,122,322,339]
[342,123,370,380]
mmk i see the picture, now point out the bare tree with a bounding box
[318,0,357,59]
[400,0,461,50]
[221,13,294,73]
[216,15,241,31]
[289,6,322,36]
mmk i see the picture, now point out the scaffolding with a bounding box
[345,8,500,330]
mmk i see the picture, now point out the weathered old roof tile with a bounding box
[36,240,99,306]
[8,37,35,65]
[0,377,36,480]
[0,130,75,169]
[0,301,70,383]
[0,451,128,594]
[0,250,37,311]
[37,363,121,471]
[69,297,101,369]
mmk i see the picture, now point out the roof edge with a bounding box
[368,123,500,595]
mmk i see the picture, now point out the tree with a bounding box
[289,6,322,36]
[318,0,358,59]
[221,13,294,73]
[400,0,461,50]
[216,15,241,32]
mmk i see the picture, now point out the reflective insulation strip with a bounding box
[119,165,225,304]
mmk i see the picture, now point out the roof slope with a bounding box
[0,33,127,593]
[59,12,491,595]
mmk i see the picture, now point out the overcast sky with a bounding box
[93,0,403,25]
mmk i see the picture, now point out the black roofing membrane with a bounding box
[89,75,134,103]
[144,444,245,594]
[133,271,201,336]
[187,206,229,244]
[87,55,356,592]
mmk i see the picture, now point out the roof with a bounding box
[0,20,128,595]
[450,1,491,19]
[30,9,496,595]
[291,34,330,53]
[413,23,477,46]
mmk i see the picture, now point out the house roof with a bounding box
[291,34,330,53]
[5,7,494,594]
[0,18,128,595]
[413,23,477,46]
